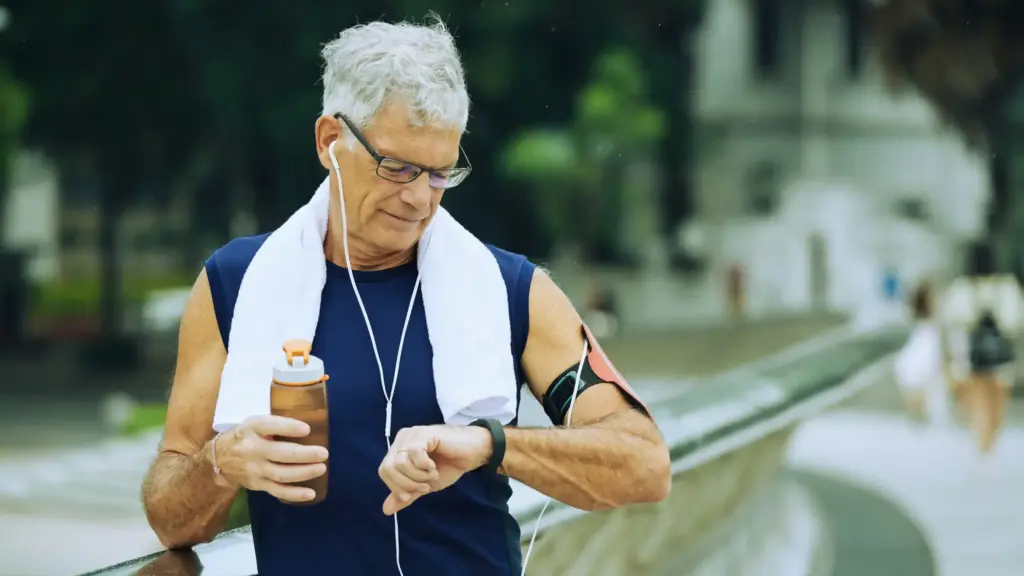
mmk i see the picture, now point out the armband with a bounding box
[540,324,652,425]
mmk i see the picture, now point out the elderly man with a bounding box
[142,16,670,576]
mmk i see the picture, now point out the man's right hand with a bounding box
[209,415,329,503]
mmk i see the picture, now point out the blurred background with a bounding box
[1,1,1022,575]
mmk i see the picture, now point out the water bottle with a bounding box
[270,339,330,505]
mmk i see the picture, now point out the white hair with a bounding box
[321,14,470,147]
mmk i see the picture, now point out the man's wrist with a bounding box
[467,426,493,469]
[202,434,238,489]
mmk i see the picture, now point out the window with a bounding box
[753,0,783,79]
[746,161,781,215]
[894,197,929,221]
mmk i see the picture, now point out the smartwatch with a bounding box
[468,418,506,474]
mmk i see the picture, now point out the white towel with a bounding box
[212,176,517,433]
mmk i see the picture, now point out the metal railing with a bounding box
[83,325,904,576]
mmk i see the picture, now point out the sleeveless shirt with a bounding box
[205,233,535,575]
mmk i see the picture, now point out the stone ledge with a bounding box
[521,428,796,575]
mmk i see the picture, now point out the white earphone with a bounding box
[330,140,421,576]
[328,139,587,576]
[520,340,588,576]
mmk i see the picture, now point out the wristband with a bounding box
[468,418,506,474]
[210,432,225,476]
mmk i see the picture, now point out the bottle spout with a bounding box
[283,339,313,367]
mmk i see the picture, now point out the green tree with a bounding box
[872,0,1024,270]
[0,63,29,233]
[502,48,666,263]
[0,3,30,243]
[13,0,703,278]
[7,1,207,339]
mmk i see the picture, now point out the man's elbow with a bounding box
[596,440,671,510]
[155,529,214,551]
[150,515,220,551]
[145,497,218,550]
[633,441,672,504]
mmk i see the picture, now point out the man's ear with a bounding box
[315,115,343,170]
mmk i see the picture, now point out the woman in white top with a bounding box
[894,281,950,425]
[941,273,1023,456]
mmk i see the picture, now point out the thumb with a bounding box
[383,492,406,516]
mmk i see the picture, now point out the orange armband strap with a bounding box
[580,323,651,418]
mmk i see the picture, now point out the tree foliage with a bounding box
[0,65,28,167]
[5,0,207,334]
[872,0,1024,146]
[6,1,704,334]
[0,6,30,241]
[502,48,666,260]
[872,0,1024,270]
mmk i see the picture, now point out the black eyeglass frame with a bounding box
[333,113,472,189]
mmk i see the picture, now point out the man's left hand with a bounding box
[378,424,493,516]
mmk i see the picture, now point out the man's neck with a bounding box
[323,236,415,271]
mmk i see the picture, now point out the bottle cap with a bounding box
[272,339,328,386]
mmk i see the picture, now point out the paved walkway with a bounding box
[791,469,935,576]
[789,371,1024,576]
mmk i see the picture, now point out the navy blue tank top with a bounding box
[205,233,535,575]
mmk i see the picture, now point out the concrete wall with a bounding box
[522,428,818,575]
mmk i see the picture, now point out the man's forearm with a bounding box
[499,411,670,511]
[142,440,239,549]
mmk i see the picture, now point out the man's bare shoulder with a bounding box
[208,233,273,277]
[526,268,580,331]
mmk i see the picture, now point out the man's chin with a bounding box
[373,214,432,251]
[373,230,424,255]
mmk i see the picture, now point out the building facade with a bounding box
[684,0,989,316]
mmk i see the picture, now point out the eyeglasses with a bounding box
[334,113,472,189]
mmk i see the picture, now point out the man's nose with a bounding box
[399,174,433,210]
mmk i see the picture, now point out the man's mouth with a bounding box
[384,212,422,224]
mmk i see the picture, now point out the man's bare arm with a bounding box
[499,270,671,511]
[142,269,238,548]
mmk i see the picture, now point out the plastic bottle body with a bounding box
[270,339,330,505]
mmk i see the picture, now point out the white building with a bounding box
[2,150,194,285]
[684,0,990,317]
[3,151,60,282]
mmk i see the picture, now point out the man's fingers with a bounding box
[379,452,432,499]
[258,480,317,503]
[262,462,327,485]
[246,415,311,438]
[406,449,437,474]
[392,450,437,483]
[379,466,431,496]
[264,441,329,464]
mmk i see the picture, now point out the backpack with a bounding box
[969,309,1014,371]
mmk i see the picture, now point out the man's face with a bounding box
[316,103,462,257]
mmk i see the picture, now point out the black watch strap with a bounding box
[468,418,506,474]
